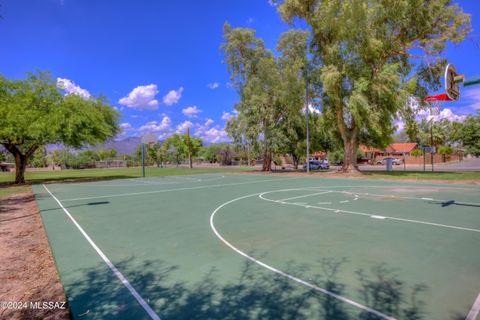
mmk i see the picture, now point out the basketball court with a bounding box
[33,173,480,320]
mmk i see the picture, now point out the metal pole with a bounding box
[431,120,434,172]
[306,79,310,173]
[423,147,425,172]
[141,143,145,177]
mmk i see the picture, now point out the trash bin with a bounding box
[385,158,393,172]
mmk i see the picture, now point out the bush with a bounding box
[410,149,423,157]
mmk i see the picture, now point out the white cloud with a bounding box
[182,105,202,118]
[434,108,466,122]
[268,0,278,7]
[139,116,172,132]
[57,78,91,99]
[247,17,254,24]
[395,96,468,133]
[193,119,230,144]
[207,82,220,89]
[119,84,159,110]
[176,120,193,134]
[204,118,214,127]
[221,112,233,121]
[201,128,230,144]
[162,87,184,106]
[120,122,132,130]
[138,116,174,140]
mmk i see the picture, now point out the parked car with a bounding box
[376,157,402,165]
[303,160,329,170]
[357,157,371,165]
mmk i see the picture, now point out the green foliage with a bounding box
[279,0,471,170]
[222,24,337,170]
[161,134,203,166]
[417,118,464,147]
[97,149,117,160]
[217,144,235,165]
[0,71,120,183]
[410,149,423,157]
[200,144,223,163]
[147,142,168,167]
[437,145,453,155]
[29,147,48,167]
[459,114,480,157]
[328,150,344,163]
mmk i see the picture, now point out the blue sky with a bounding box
[1,0,479,143]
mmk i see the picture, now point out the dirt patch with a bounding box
[0,191,71,320]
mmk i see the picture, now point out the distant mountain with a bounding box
[43,136,142,155]
[94,136,142,155]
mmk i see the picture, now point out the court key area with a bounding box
[33,173,480,320]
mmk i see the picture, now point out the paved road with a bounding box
[358,157,480,172]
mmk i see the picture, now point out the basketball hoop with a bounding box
[424,94,445,117]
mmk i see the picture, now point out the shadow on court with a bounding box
[62,256,473,320]
[39,201,111,212]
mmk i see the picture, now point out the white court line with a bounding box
[42,185,161,320]
[277,191,331,202]
[259,190,480,233]
[466,293,480,320]
[209,193,396,320]
[59,177,302,202]
[299,186,480,207]
[65,174,225,187]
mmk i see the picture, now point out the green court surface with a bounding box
[33,174,480,320]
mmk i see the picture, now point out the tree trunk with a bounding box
[3,143,38,184]
[262,150,272,171]
[189,154,193,168]
[292,154,299,170]
[335,106,359,173]
[339,138,359,173]
[14,153,27,184]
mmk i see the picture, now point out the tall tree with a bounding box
[279,0,471,172]
[0,72,119,183]
[222,23,286,171]
[223,25,317,171]
[459,114,480,157]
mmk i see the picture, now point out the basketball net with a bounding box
[428,101,441,117]
[424,94,445,119]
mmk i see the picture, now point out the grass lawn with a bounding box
[0,166,251,185]
[0,185,31,198]
[359,170,480,180]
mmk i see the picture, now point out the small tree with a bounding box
[0,72,119,183]
[147,142,168,168]
[410,149,423,158]
[438,145,453,162]
[218,144,235,165]
[181,133,202,168]
[459,114,480,157]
